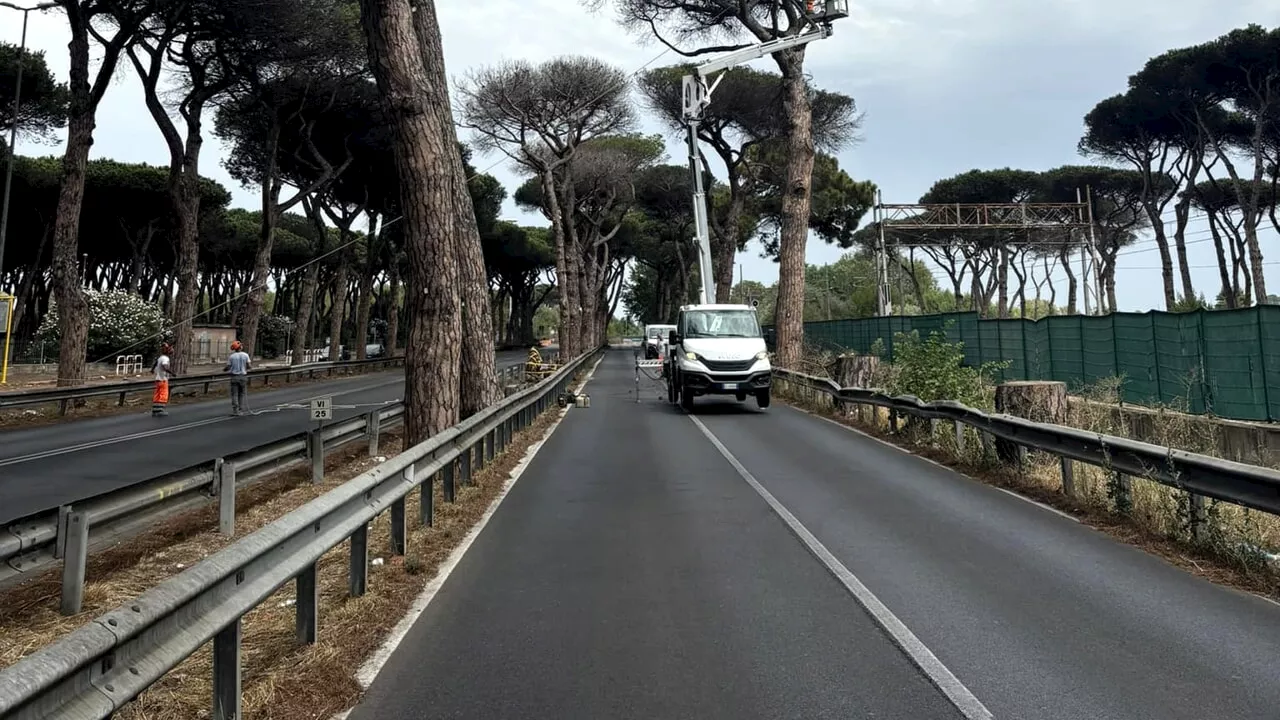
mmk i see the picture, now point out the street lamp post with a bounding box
[0,1,57,383]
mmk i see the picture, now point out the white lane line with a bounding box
[795,407,1079,523]
[688,415,995,720]
[0,378,404,467]
[345,354,605,705]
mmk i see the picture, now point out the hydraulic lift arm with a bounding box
[680,0,849,304]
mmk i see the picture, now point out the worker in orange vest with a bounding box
[152,343,173,417]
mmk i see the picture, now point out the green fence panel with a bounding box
[1258,305,1280,421]
[771,305,1280,421]
[1201,308,1267,420]
[1152,311,1207,413]
[1113,313,1159,403]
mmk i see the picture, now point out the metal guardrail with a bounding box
[0,357,548,613]
[0,348,597,719]
[772,368,1280,523]
[0,357,407,413]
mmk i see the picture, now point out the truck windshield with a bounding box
[683,310,761,338]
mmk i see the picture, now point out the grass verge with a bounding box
[775,379,1280,605]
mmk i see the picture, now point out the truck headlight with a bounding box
[756,351,769,361]
[685,351,698,361]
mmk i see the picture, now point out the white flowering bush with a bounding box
[37,289,167,361]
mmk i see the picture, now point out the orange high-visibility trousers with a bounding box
[152,379,170,414]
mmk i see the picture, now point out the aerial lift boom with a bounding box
[680,0,849,304]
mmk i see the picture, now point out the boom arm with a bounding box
[680,1,847,304]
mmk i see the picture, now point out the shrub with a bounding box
[36,289,166,362]
[885,329,1007,409]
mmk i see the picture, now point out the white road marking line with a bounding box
[689,415,996,720]
[795,406,1079,523]
[0,378,403,467]
[341,354,605,712]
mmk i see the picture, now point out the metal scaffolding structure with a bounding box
[871,189,1103,317]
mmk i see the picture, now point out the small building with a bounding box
[190,324,238,364]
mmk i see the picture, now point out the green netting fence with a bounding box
[765,306,1280,422]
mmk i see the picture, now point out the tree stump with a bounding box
[994,381,1068,463]
[833,354,880,418]
[833,354,879,389]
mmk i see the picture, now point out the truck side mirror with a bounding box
[668,330,679,345]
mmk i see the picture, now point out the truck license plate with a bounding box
[721,383,738,390]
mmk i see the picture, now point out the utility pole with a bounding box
[0,1,57,287]
[0,2,57,385]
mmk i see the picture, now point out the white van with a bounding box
[642,323,676,359]
[664,304,771,410]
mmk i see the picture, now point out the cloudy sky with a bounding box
[4,0,1278,311]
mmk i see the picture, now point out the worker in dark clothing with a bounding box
[225,340,251,415]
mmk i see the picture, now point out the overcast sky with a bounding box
[4,0,1278,312]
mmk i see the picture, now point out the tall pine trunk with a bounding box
[50,3,131,386]
[359,0,464,441]
[771,50,815,368]
[240,122,282,357]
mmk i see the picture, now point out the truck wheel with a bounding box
[755,389,771,409]
[681,384,695,412]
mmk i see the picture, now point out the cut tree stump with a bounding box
[993,380,1068,463]
[833,354,880,388]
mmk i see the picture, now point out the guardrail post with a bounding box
[217,458,236,535]
[59,511,89,616]
[55,504,71,559]
[117,391,126,407]
[461,446,473,487]
[310,429,324,484]
[486,428,497,461]
[390,489,407,557]
[888,409,898,433]
[367,410,381,457]
[420,466,434,527]
[929,419,939,445]
[1060,457,1076,497]
[296,564,318,644]
[1189,492,1207,541]
[443,458,456,504]
[350,523,368,597]
[953,421,965,454]
[59,399,69,416]
[212,618,242,720]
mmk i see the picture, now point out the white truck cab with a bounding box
[665,304,771,411]
[643,323,676,359]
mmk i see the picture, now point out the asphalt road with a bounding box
[347,350,1280,720]
[0,350,533,524]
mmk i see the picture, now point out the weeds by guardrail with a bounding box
[0,348,597,719]
[772,368,1280,543]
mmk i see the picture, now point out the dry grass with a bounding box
[0,435,403,669]
[1,357,595,719]
[774,374,1280,603]
[0,368,383,429]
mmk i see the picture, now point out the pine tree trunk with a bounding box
[771,50,815,368]
[359,0,463,441]
[49,7,103,387]
[239,125,282,357]
[387,265,401,356]
[355,270,374,359]
[406,1,497,415]
[328,246,350,361]
[168,179,201,374]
